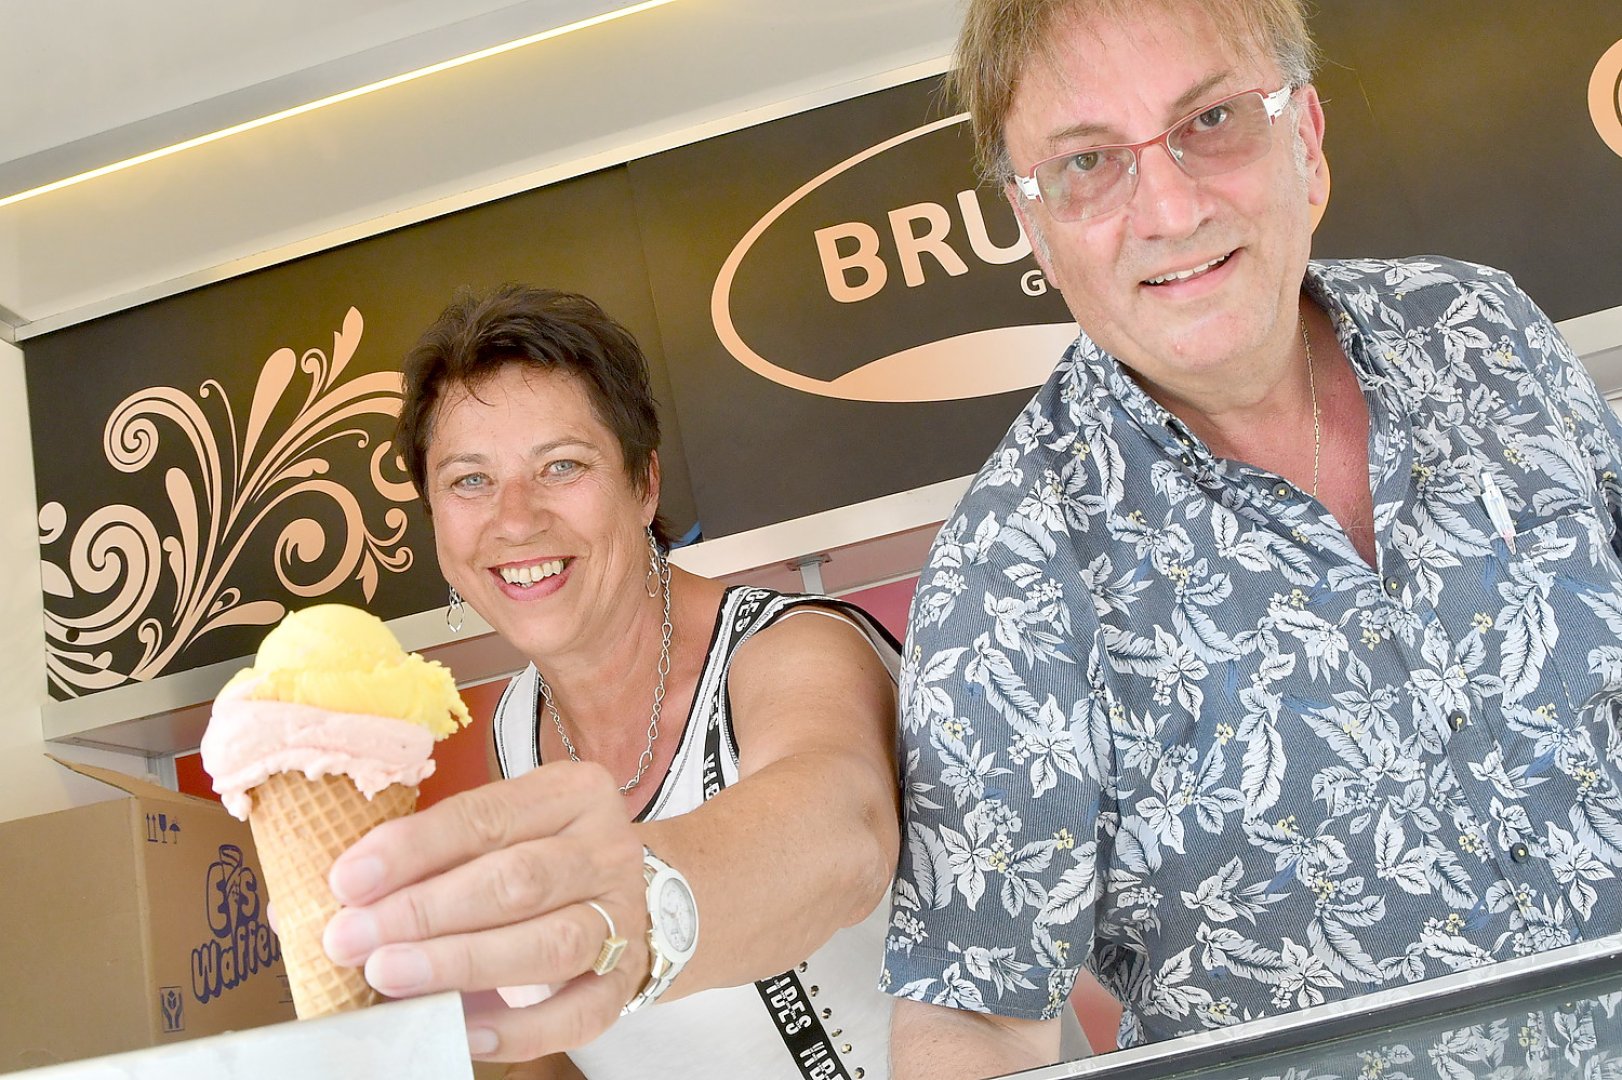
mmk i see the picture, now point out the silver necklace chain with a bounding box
[1303,317,1321,497]
[536,545,673,794]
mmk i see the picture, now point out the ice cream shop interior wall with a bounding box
[3,4,1622,849]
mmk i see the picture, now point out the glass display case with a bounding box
[10,992,473,1079]
[1006,934,1622,1079]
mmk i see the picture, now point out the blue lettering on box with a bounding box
[190,844,281,1004]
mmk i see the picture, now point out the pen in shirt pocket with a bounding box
[1480,473,1518,553]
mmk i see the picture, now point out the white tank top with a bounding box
[492,586,902,1080]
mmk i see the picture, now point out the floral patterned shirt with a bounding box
[881,258,1622,1049]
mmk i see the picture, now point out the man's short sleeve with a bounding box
[1499,272,1622,543]
[881,488,1107,1022]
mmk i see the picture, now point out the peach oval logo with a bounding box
[710,115,1073,403]
[1593,38,1622,159]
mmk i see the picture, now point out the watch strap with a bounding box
[620,846,695,1016]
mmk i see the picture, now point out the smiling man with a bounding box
[883,1,1622,1076]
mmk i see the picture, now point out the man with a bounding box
[882,1,1622,1076]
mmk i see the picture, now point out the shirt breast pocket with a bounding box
[1495,505,1622,728]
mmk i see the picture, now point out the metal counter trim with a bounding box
[1000,932,1622,1079]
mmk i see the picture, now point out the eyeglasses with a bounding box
[1014,85,1296,222]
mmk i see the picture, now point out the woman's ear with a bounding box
[642,450,662,520]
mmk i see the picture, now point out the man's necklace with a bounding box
[1303,317,1321,497]
[536,554,673,794]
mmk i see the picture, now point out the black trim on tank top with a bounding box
[754,970,854,1080]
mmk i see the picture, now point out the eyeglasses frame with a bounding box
[1012,84,1297,218]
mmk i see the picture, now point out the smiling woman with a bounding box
[425,365,663,667]
[318,285,904,1079]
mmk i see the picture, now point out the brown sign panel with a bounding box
[1308,2,1621,322]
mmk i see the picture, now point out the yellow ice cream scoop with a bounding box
[220,604,472,738]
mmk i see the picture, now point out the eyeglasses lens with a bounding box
[1170,92,1273,176]
[1037,91,1276,222]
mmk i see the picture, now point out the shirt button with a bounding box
[1449,712,1467,731]
[1510,842,1531,863]
[1273,483,1291,499]
[1384,577,1402,596]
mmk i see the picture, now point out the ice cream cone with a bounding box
[248,771,417,1018]
[200,605,472,1021]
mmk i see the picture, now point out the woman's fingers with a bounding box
[354,899,645,1002]
[324,831,641,965]
[329,762,624,907]
[462,967,643,1063]
[318,757,650,1017]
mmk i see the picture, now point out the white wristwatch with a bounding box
[620,845,699,1015]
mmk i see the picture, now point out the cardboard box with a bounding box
[0,757,294,1073]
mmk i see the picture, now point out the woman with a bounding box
[320,285,902,1079]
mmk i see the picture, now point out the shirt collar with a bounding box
[1058,261,1391,468]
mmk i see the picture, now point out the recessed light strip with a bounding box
[0,0,679,211]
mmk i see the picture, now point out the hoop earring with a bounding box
[446,585,465,634]
[644,526,663,598]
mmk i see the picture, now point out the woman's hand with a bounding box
[321,761,648,1061]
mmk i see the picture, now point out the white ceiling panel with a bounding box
[0,0,959,335]
[0,0,615,173]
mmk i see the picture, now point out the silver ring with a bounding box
[586,900,627,976]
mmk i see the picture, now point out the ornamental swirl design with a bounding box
[39,307,416,697]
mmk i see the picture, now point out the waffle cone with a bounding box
[248,771,418,1019]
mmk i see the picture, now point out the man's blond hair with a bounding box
[951,0,1320,183]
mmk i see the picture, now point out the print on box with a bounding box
[145,811,180,844]
[159,985,184,1033]
[191,844,281,1005]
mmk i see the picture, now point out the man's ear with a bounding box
[1295,84,1330,212]
[1005,185,1063,293]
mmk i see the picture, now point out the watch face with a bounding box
[656,876,698,954]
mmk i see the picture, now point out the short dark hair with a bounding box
[396,285,669,546]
